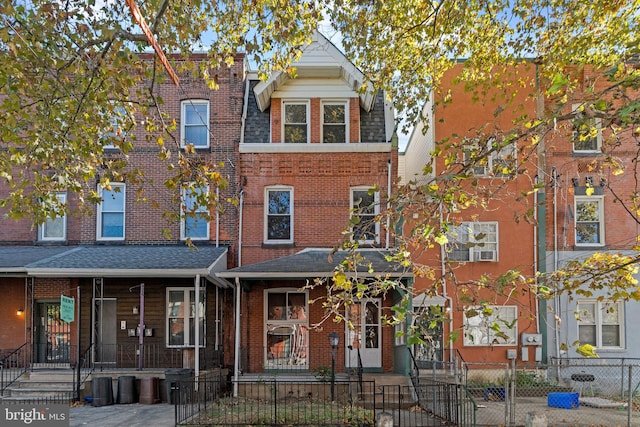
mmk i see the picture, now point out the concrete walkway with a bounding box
[70,403,175,427]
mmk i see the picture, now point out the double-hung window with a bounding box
[575,196,604,245]
[181,184,209,240]
[39,192,67,241]
[463,305,517,346]
[102,103,133,149]
[322,101,348,143]
[572,103,602,153]
[463,139,516,177]
[167,288,205,347]
[97,183,125,240]
[283,101,309,143]
[447,222,498,262]
[265,186,293,243]
[576,300,624,349]
[351,187,380,244]
[181,100,210,148]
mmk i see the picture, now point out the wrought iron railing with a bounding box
[0,343,29,395]
[89,343,221,370]
[74,343,94,401]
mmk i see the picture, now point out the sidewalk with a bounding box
[70,403,175,427]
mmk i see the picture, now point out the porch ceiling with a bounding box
[217,248,410,280]
[0,245,232,288]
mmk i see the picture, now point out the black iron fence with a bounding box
[90,344,223,370]
[0,343,29,396]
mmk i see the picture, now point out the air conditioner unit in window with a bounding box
[475,250,496,262]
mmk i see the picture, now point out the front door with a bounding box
[345,298,382,369]
[413,306,444,369]
[34,301,71,364]
[93,298,117,366]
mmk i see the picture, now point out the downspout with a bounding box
[194,274,200,381]
[438,206,454,367]
[233,277,241,397]
[533,182,539,333]
[552,167,560,360]
[238,190,244,267]
[216,188,220,247]
[386,159,392,249]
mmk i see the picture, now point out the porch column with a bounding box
[194,274,200,381]
[233,277,241,397]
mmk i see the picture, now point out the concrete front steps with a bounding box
[1,369,78,401]
[357,373,417,410]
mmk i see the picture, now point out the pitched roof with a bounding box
[0,245,231,287]
[253,30,376,112]
[217,248,408,280]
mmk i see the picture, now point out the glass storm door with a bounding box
[34,302,71,363]
[346,299,382,369]
[414,306,444,369]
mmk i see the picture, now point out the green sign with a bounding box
[60,295,75,323]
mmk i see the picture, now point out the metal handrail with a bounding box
[0,342,29,395]
[74,343,94,401]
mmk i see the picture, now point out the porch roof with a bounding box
[217,248,409,280]
[0,245,232,287]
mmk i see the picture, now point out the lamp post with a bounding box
[328,331,339,401]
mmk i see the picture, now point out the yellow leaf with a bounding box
[585,187,594,196]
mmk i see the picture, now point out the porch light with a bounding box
[16,308,23,316]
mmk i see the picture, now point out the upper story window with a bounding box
[39,192,67,241]
[97,183,125,240]
[167,288,205,348]
[265,186,293,244]
[283,101,309,143]
[572,103,602,153]
[463,305,517,346]
[575,196,604,246]
[463,138,516,177]
[181,100,210,148]
[102,103,134,149]
[322,101,348,143]
[447,222,498,262]
[351,187,380,244]
[181,184,210,241]
[576,300,624,349]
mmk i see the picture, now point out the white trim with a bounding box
[281,100,310,144]
[39,192,67,241]
[264,186,294,244]
[321,100,349,143]
[576,300,625,349]
[574,196,605,246]
[181,100,210,148]
[463,305,518,346]
[96,183,125,241]
[448,221,499,262]
[180,184,210,241]
[350,186,380,245]
[571,103,602,153]
[166,287,206,348]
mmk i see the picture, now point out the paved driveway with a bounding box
[70,403,175,427]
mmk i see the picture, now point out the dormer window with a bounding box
[322,101,348,143]
[283,101,309,143]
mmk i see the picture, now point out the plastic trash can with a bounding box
[164,368,192,404]
[92,377,114,407]
[139,377,160,404]
[117,376,137,404]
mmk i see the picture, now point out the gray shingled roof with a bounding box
[0,245,230,286]
[218,248,408,279]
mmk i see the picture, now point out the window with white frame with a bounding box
[265,186,293,243]
[576,300,624,349]
[102,103,134,149]
[572,103,602,153]
[39,192,67,241]
[181,184,209,240]
[463,306,517,346]
[394,318,407,346]
[283,101,309,143]
[322,101,348,143]
[265,289,308,366]
[181,100,210,148]
[463,138,516,177]
[97,183,125,240]
[351,187,380,244]
[447,222,498,262]
[167,288,205,347]
[575,196,604,245]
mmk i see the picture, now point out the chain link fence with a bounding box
[463,359,640,426]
